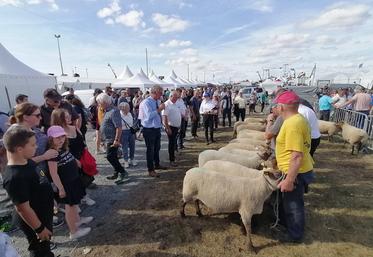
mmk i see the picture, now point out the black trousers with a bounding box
[203,114,214,142]
[213,115,219,128]
[238,108,246,121]
[143,127,161,171]
[222,109,232,127]
[310,137,321,157]
[178,119,187,147]
[14,207,54,257]
[168,126,179,161]
[191,115,200,136]
[261,102,265,112]
[106,143,125,175]
[319,110,330,121]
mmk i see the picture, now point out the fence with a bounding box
[331,108,373,150]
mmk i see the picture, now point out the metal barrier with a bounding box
[332,108,368,131]
[366,115,373,150]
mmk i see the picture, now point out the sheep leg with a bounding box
[351,145,355,155]
[180,201,187,218]
[241,213,256,253]
[194,200,203,217]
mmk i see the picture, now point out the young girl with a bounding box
[47,125,92,240]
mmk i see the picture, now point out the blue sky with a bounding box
[1,0,373,85]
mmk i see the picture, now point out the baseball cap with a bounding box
[274,90,300,104]
[43,88,62,101]
[47,125,66,138]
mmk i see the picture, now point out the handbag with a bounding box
[121,116,140,134]
[80,171,95,188]
[79,148,98,176]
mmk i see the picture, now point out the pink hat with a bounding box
[47,125,66,138]
[274,90,300,104]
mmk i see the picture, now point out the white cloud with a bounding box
[97,0,121,18]
[0,0,59,10]
[301,4,371,29]
[97,0,145,29]
[152,13,190,33]
[180,48,197,56]
[160,39,192,48]
[115,10,145,29]
[245,0,273,13]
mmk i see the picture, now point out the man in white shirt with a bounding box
[298,104,321,157]
[199,92,217,144]
[162,91,182,166]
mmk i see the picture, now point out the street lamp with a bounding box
[54,34,65,76]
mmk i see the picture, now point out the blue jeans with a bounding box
[280,171,314,240]
[121,130,135,161]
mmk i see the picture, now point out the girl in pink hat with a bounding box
[47,125,93,240]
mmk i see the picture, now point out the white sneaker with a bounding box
[76,216,94,227]
[69,227,91,240]
[130,159,138,166]
[124,161,129,168]
[81,195,96,206]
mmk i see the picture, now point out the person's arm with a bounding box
[339,95,356,108]
[15,202,52,241]
[162,114,171,135]
[143,100,164,121]
[278,151,303,192]
[31,149,58,164]
[47,161,65,198]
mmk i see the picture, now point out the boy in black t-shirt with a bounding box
[2,126,54,257]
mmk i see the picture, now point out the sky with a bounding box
[0,0,373,85]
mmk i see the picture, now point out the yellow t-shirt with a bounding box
[275,114,314,173]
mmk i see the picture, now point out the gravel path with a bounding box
[2,129,172,257]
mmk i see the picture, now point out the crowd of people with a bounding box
[0,82,371,257]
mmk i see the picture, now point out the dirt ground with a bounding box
[5,119,373,257]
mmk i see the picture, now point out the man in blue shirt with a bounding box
[318,90,334,121]
[138,85,167,177]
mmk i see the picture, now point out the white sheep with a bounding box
[244,117,266,123]
[237,123,266,133]
[218,147,259,156]
[180,167,282,252]
[222,142,265,152]
[233,119,266,137]
[230,138,267,146]
[198,149,267,169]
[203,160,261,177]
[236,132,266,141]
[339,122,369,154]
[318,120,340,141]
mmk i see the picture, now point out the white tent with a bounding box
[149,70,174,89]
[0,43,56,111]
[261,79,282,94]
[117,65,134,80]
[112,69,156,90]
[164,75,183,88]
[139,68,149,79]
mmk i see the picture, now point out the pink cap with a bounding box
[47,125,66,138]
[274,90,300,104]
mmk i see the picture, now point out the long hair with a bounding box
[71,97,85,109]
[47,136,69,152]
[51,109,68,128]
[9,103,39,125]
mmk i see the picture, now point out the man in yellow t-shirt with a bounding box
[274,90,315,243]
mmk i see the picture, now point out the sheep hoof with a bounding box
[248,245,257,254]
[197,211,203,218]
[180,211,186,218]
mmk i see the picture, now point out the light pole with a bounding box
[187,64,190,80]
[54,34,65,76]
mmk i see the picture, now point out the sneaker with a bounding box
[106,173,119,180]
[148,171,160,178]
[129,159,138,166]
[81,195,96,206]
[155,165,168,170]
[76,216,93,227]
[69,227,91,240]
[115,172,130,185]
[170,161,177,167]
[53,216,64,229]
[124,161,129,168]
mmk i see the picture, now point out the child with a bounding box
[2,125,54,257]
[46,126,92,240]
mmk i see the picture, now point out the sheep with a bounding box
[236,124,266,133]
[198,149,268,169]
[230,138,267,146]
[318,120,341,141]
[244,117,266,123]
[219,147,259,156]
[222,142,265,152]
[180,167,282,252]
[233,119,266,137]
[203,160,261,178]
[338,122,369,154]
[236,132,266,141]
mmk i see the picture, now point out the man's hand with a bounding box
[158,103,165,112]
[43,149,58,160]
[165,127,172,136]
[111,140,121,148]
[59,189,66,199]
[266,113,275,123]
[278,177,295,192]
[37,227,52,241]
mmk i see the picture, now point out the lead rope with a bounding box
[270,173,285,229]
